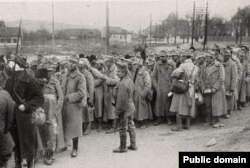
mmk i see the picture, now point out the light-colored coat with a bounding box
[151,60,175,117]
[134,66,153,121]
[170,59,198,117]
[239,61,250,102]
[223,59,237,111]
[200,61,227,116]
[62,69,86,143]
[103,63,119,121]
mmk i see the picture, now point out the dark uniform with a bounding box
[5,69,44,168]
[0,88,15,168]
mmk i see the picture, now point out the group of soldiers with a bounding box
[0,44,250,168]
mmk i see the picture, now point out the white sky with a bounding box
[0,0,249,32]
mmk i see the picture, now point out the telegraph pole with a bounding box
[203,2,208,51]
[174,0,178,44]
[106,1,109,54]
[191,1,195,48]
[52,1,55,53]
[149,14,152,45]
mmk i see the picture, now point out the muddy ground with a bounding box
[6,105,250,168]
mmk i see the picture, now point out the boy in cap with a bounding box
[113,62,137,153]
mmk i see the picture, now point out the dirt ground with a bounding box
[7,105,250,168]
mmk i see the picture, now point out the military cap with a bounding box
[15,56,29,68]
[89,55,97,62]
[159,50,168,57]
[195,52,205,59]
[116,62,128,72]
[212,44,220,52]
[221,48,231,56]
[60,59,69,66]
[30,60,38,66]
[69,54,79,63]
[241,45,249,51]
[181,50,193,57]
[79,53,85,58]
[204,52,214,59]
[103,55,116,63]
[96,59,105,65]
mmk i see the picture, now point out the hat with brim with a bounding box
[181,50,193,57]
[69,55,79,63]
[15,56,29,68]
[195,53,205,59]
[103,55,115,63]
[204,52,214,59]
[221,49,231,56]
[159,50,168,57]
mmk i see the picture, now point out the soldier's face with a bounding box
[117,69,126,78]
[69,61,78,72]
[206,56,213,64]
[160,56,167,62]
[223,54,230,62]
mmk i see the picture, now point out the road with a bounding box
[7,105,250,168]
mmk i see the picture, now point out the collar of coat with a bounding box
[223,59,233,68]
[68,69,80,79]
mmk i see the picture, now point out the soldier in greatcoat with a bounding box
[200,53,227,128]
[170,52,198,131]
[133,59,152,128]
[0,75,15,168]
[5,57,44,168]
[238,50,250,108]
[62,55,86,158]
[151,51,175,126]
[222,49,237,118]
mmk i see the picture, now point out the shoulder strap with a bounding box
[133,67,139,83]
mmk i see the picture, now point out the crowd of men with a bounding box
[0,44,250,168]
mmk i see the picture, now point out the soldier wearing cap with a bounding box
[170,51,198,131]
[102,55,119,134]
[221,49,238,118]
[200,52,227,128]
[78,58,94,135]
[237,50,250,108]
[133,59,152,128]
[113,62,137,153]
[151,50,176,126]
[37,62,65,165]
[62,55,86,158]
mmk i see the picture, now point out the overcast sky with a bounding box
[0,0,249,32]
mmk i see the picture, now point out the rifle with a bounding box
[10,19,22,97]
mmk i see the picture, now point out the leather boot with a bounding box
[71,138,78,157]
[44,150,53,165]
[237,101,242,110]
[113,134,128,153]
[97,118,102,132]
[27,159,35,168]
[172,115,182,131]
[14,152,22,168]
[128,129,138,151]
[183,117,190,130]
[153,117,162,126]
[83,122,91,135]
[106,120,116,134]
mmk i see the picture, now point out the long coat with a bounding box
[62,69,86,143]
[40,76,65,151]
[232,55,242,101]
[239,61,250,102]
[151,60,175,117]
[0,89,15,165]
[200,61,227,116]
[170,59,198,117]
[5,70,44,160]
[223,59,237,111]
[103,63,119,121]
[134,66,153,121]
[80,69,94,123]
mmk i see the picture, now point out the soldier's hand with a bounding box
[64,96,69,102]
[18,104,25,112]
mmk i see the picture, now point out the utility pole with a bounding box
[191,1,196,48]
[155,23,158,47]
[52,1,55,54]
[203,2,208,51]
[149,14,152,45]
[106,1,109,54]
[174,0,178,44]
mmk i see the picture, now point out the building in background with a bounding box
[101,27,132,43]
[0,20,22,46]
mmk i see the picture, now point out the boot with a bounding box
[183,117,190,130]
[14,152,22,168]
[96,118,102,132]
[237,101,242,110]
[71,138,78,157]
[44,150,53,165]
[83,122,91,135]
[167,117,172,126]
[106,120,116,134]
[153,117,162,126]
[113,134,128,153]
[128,129,138,151]
[27,159,35,168]
[171,115,182,131]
